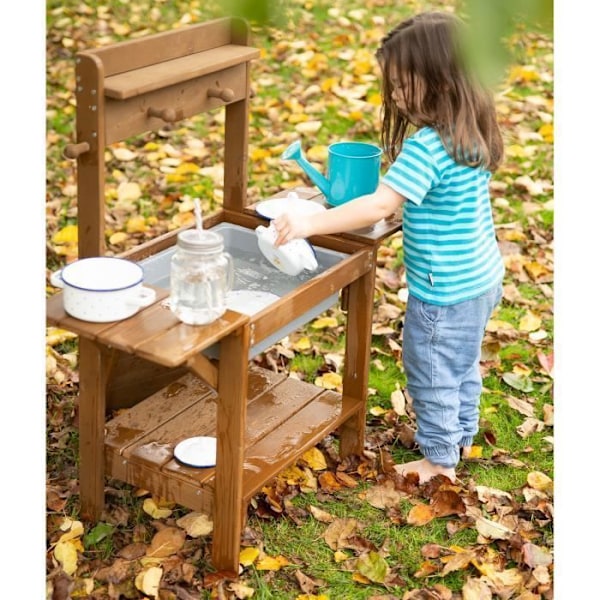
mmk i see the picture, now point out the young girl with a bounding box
[273,11,505,483]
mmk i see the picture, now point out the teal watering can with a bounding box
[281,140,382,206]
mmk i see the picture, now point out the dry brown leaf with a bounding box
[322,518,361,551]
[118,542,147,560]
[146,527,186,558]
[390,385,406,416]
[135,566,162,598]
[364,480,403,510]
[440,549,476,576]
[406,503,436,526]
[521,542,553,568]
[335,471,359,488]
[475,516,514,541]
[526,471,553,493]
[309,505,335,523]
[318,471,343,492]
[176,512,213,537]
[431,490,466,518]
[506,395,535,417]
[462,577,493,600]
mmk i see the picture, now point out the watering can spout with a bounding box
[281,140,331,198]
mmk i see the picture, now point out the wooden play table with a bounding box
[49,16,401,572]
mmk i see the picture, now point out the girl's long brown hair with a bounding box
[376,11,503,172]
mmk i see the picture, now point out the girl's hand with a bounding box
[272,212,312,246]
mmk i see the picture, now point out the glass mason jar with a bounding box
[169,229,233,325]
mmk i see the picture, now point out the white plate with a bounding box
[255,197,326,220]
[174,436,217,468]
[226,290,280,315]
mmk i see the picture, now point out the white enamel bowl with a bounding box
[50,257,156,322]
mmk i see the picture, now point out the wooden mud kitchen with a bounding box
[47,17,401,572]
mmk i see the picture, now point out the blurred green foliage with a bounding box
[457,0,553,86]
[222,0,553,88]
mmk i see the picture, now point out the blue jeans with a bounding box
[402,283,503,468]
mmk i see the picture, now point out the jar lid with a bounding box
[177,229,224,252]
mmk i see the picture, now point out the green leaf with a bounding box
[83,522,115,548]
[502,372,534,393]
[356,551,389,583]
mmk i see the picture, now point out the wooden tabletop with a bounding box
[46,289,249,368]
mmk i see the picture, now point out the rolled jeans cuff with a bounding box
[420,444,460,468]
[459,436,474,448]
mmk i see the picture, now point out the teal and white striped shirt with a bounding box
[381,127,504,306]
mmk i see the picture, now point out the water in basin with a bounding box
[141,223,344,299]
[139,222,348,358]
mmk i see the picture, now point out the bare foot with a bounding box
[462,446,472,459]
[394,458,456,483]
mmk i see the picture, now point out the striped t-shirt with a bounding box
[381,127,504,306]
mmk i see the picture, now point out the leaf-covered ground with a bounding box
[45,1,554,598]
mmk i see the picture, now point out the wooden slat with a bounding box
[78,340,114,520]
[105,373,215,452]
[45,287,169,338]
[161,375,324,485]
[249,248,372,344]
[132,310,249,367]
[212,322,249,572]
[81,18,238,78]
[105,366,286,480]
[338,254,377,458]
[104,46,259,99]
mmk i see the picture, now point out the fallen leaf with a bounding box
[112,147,137,161]
[323,518,361,551]
[135,566,163,599]
[227,581,255,598]
[527,471,553,493]
[462,446,483,459]
[356,551,389,583]
[301,447,328,470]
[239,546,260,567]
[462,577,493,599]
[502,372,534,393]
[309,505,335,523]
[518,312,542,332]
[176,512,213,537]
[522,542,553,568]
[255,554,289,570]
[390,384,406,416]
[364,480,403,510]
[314,372,343,390]
[440,549,475,576]
[143,497,173,519]
[146,527,186,558]
[475,516,514,540]
[506,395,535,417]
[517,417,546,438]
[318,471,342,492]
[53,540,79,576]
[117,181,142,202]
[311,316,338,329]
[407,503,436,526]
[431,490,466,518]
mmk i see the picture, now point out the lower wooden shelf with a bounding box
[104,365,363,514]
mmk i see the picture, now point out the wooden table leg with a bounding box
[77,338,113,521]
[205,323,249,573]
[339,251,377,458]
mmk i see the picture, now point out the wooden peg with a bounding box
[63,142,90,159]
[147,106,177,122]
[207,87,235,103]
